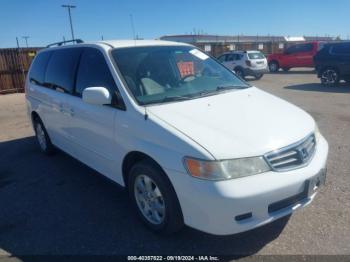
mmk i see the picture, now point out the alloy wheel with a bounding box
[134,174,166,225]
[321,69,338,86]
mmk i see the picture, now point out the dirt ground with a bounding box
[0,70,349,258]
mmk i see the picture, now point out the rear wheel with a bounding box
[269,61,279,72]
[128,159,184,234]
[320,68,340,86]
[254,74,263,80]
[234,68,245,79]
[33,118,55,155]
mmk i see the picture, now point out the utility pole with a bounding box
[62,4,76,41]
[22,36,30,48]
[16,37,25,92]
[129,14,136,40]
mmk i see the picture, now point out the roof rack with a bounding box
[46,39,84,48]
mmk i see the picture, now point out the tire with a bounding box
[282,67,290,72]
[234,68,245,79]
[269,61,279,72]
[128,159,184,234]
[254,74,263,80]
[33,117,55,155]
[320,68,340,86]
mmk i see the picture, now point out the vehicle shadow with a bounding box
[284,82,350,93]
[267,70,315,75]
[0,136,289,259]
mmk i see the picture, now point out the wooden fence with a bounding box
[0,48,41,94]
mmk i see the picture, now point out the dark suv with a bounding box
[314,42,350,86]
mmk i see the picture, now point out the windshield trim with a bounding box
[109,46,252,107]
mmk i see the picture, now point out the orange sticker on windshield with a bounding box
[177,61,194,78]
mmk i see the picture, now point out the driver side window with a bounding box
[75,48,117,96]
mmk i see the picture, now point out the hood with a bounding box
[147,87,315,160]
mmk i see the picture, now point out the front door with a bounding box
[66,47,120,179]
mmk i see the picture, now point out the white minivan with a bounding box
[26,40,328,235]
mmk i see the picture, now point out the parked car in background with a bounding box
[217,50,268,79]
[314,42,350,86]
[26,39,328,236]
[268,42,324,72]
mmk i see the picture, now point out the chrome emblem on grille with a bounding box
[299,147,309,161]
[264,134,316,172]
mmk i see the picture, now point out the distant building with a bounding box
[159,34,335,56]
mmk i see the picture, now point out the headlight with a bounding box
[183,156,271,180]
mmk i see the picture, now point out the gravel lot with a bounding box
[0,70,349,258]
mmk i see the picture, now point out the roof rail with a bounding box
[46,39,84,48]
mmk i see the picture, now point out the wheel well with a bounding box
[269,60,279,66]
[122,151,163,187]
[31,111,41,125]
[320,66,339,73]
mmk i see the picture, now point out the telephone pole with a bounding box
[62,4,76,40]
[22,36,30,48]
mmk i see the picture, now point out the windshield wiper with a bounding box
[216,85,246,91]
[193,85,241,98]
[160,95,193,103]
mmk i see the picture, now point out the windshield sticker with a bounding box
[190,49,209,60]
[177,61,194,78]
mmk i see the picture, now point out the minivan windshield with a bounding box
[248,52,265,60]
[111,46,250,105]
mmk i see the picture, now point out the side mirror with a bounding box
[82,87,112,105]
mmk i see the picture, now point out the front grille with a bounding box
[265,134,316,171]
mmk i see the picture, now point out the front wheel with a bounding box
[234,68,245,79]
[320,68,339,86]
[128,160,184,234]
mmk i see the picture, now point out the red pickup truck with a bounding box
[268,42,324,72]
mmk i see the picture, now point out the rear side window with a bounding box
[45,48,82,93]
[234,54,243,60]
[217,55,226,62]
[29,51,52,85]
[285,44,312,54]
[331,43,350,55]
[298,43,313,52]
[226,54,235,61]
[75,48,117,95]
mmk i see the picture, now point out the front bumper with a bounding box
[243,67,269,76]
[166,135,328,235]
